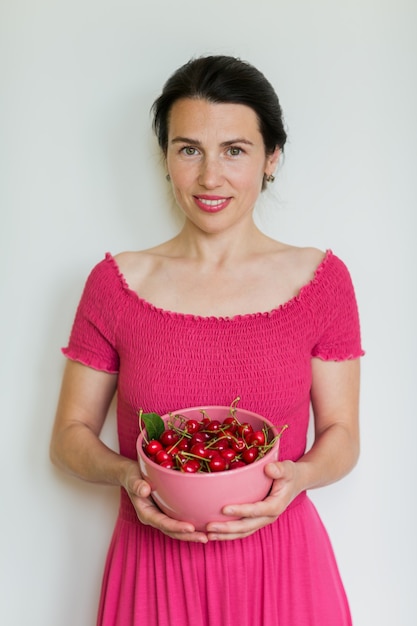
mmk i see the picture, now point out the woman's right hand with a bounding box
[123,462,209,543]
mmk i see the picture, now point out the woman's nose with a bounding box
[198,157,224,188]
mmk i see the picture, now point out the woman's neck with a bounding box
[167,219,275,268]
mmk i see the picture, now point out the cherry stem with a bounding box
[138,409,149,445]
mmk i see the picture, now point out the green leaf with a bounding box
[140,412,165,442]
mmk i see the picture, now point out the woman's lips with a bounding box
[193,195,231,213]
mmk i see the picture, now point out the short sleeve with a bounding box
[311,253,365,361]
[62,256,120,373]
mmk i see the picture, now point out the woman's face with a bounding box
[166,98,279,235]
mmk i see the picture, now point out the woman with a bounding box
[50,55,364,625]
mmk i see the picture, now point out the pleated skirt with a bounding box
[97,491,351,626]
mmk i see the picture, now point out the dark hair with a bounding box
[152,55,287,158]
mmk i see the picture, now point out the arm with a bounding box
[50,360,209,543]
[206,358,361,540]
[296,357,360,489]
[50,360,124,484]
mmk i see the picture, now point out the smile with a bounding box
[194,195,231,213]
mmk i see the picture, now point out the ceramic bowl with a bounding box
[136,405,281,531]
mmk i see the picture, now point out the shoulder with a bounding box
[113,250,151,277]
[281,245,326,275]
[267,243,326,291]
[113,247,168,293]
[285,247,356,296]
[262,238,324,268]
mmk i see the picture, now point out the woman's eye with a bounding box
[182,146,198,156]
[228,147,242,156]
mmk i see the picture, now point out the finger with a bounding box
[138,500,208,543]
[221,499,276,519]
[169,531,209,543]
[206,516,272,541]
[265,461,285,479]
[134,480,151,498]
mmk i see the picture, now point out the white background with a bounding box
[1,1,416,624]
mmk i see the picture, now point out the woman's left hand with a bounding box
[205,460,301,541]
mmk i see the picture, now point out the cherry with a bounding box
[223,423,238,435]
[181,459,201,473]
[160,429,180,447]
[176,438,191,452]
[212,437,230,451]
[185,419,201,434]
[190,442,210,458]
[237,422,253,438]
[155,449,173,465]
[247,430,266,447]
[190,432,211,446]
[166,444,180,458]
[160,459,175,470]
[209,456,229,472]
[230,459,246,470]
[206,448,221,460]
[220,448,237,462]
[231,437,246,452]
[242,447,259,464]
[199,417,211,429]
[145,440,163,456]
[205,420,222,432]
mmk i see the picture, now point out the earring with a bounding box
[166,174,171,181]
[265,174,275,183]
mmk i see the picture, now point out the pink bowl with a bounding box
[136,406,280,531]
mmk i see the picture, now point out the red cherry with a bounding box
[209,456,229,472]
[160,459,175,470]
[181,459,201,473]
[212,437,230,451]
[190,443,210,458]
[160,429,180,447]
[231,437,246,452]
[230,459,246,470]
[242,447,259,464]
[176,438,191,452]
[206,448,221,460]
[185,419,200,434]
[145,440,163,456]
[223,422,238,435]
[238,422,253,438]
[223,416,237,426]
[166,444,180,457]
[247,430,266,447]
[205,420,221,432]
[220,448,237,462]
[190,432,211,446]
[155,449,173,465]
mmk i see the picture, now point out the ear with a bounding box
[265,147,281,178]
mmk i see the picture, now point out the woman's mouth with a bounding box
[193,195,231,213]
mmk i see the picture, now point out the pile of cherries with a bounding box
[143,413,277,473]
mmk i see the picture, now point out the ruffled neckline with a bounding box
[105,249,333,322]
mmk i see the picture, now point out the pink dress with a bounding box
[63,249,364,626]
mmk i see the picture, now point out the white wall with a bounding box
[1,1,416,624]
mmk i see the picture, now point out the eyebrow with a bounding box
[170,136,254,147]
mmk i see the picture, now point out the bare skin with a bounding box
[50,99,360,543]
